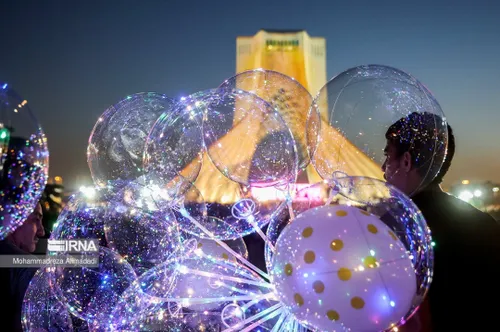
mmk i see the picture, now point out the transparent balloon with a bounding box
[309,64,448,195]
[109,253,274,330]
[193,236,248,263]
[50,246,137,328]
[109,301,225,331]
[22,268,74,331]
[202,88,298,187]
[268,176,433,331]
[140,310,224,331]
[0,83,49,239]
[104,191,180,274]
[109,175,194,214]
[50,191,108,246]
[143,93,205,195]
[87,92,176,188]
[218,69,313,171]
[183,156,288,240]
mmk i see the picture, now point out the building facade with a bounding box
[236,30,327,98]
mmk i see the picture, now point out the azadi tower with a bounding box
[184,30,383,203]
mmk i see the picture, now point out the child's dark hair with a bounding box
[385,112,452,184]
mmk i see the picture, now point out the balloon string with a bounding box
[287,199,295,220]
[181,267,273,288]
[247,216,275,253]
[270,311,289,332]
[240,297,265,312]
[240,306,284,332]
[177,206,271,281]
[216,281,255,295]
[324,186,336,206]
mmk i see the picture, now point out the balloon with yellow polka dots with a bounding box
[271,203,426,332]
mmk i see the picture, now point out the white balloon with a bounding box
[270,205,416,332]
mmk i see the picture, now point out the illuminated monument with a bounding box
[236,30,327,99]
[187,30,383,203]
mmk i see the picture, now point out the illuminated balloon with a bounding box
[109,253,269,328]
[271,204,420,332]
[218,69,313,170]
[50,246,137,329]
[0,82,48,239]
[88,92,176,188]
[104,198,179,274]
[309,64,448,195]
[143,93,205,193]
[187,147,288,240]
[193,237,248,263]
[50,191,107,245]
[201,88,298,187]
[22,268,74,331]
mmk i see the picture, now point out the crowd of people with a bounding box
[0,113,499,331]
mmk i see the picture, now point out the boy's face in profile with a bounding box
[382,140,407,192]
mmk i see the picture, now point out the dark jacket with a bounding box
[0,239,38,331]
[411,188,500,331]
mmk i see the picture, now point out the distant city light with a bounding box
[250,184,324,202]
[79,186,96,199]
[462,180,470,185]
[493,187,499,193]
[474,190,482,197]
[458,190,473,202]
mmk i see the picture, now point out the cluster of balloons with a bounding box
[19,64,448,331]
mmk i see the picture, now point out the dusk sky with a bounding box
[1,0,499,190]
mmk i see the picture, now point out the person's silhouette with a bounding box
[0,203,44,331]
[383,113,500,331]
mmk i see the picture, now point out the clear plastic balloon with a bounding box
[50,191,107,246]
[184,139,289,240]
[335,176,434,300]
[268,176,433,331]
[104,193,180,274]
[143,93,205,193]
[50,246,137,328]
[309,64,448,195]
[140,310,224,331]
[171,254,251,312]
[0,82,49,239]
[193,237,248,263]
[109,253,272,330]
[108,175,196,215]
[22,268,74,331]
[114,301,278,331]
[218,69,313,170]
[168,175,282,242]
[202,88,298,187]
[88,92,176,188]
[109,300,225,331]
